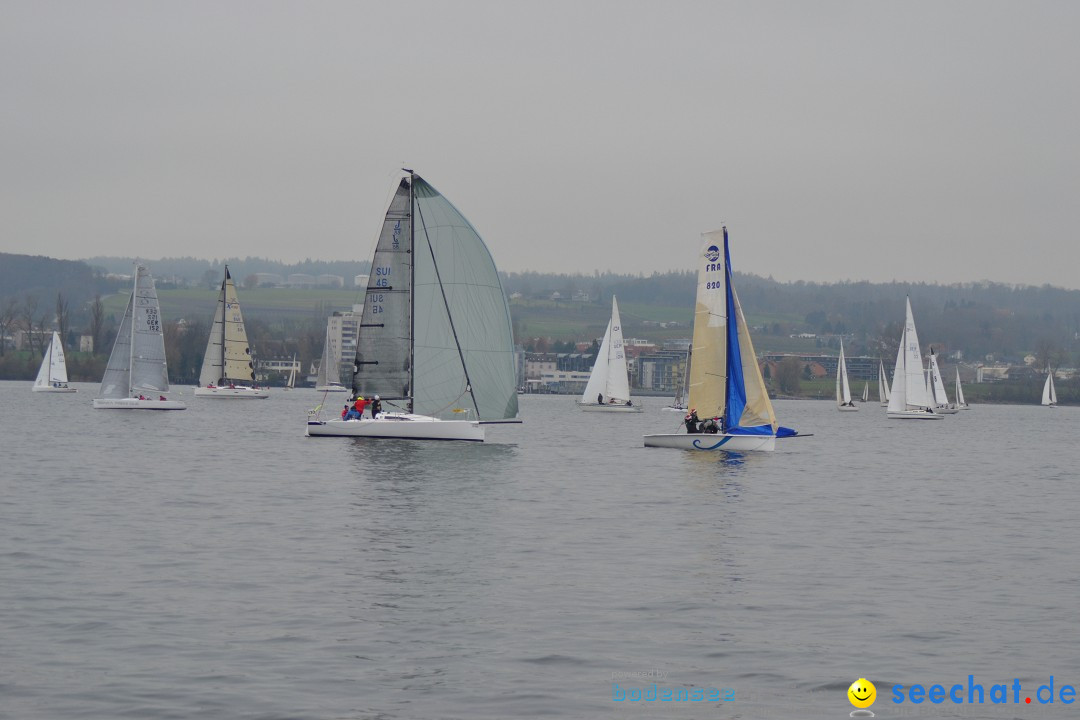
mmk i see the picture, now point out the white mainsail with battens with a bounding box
[1042,366,1057,407]
[195,267,268,398]
[928,348,958,413]
[955,367,968,409]
[32,331,77,392]
[886,296,940,419]
[93,265,185,410]
[580,296,641,412]
[836,339,857,411]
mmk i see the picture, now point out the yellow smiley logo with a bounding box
[848,678,876,709]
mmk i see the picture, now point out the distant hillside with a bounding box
[0,254,120,320]
[83,256,372,287]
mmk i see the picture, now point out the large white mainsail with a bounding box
[199,267,256,387]
[309,172,518,440]
[928,349,950,406]
[579,296,635,408]
[955,367,968,408]
[886,296,938,419]
[1042,366,1057,407]
[94,266,184,409]
[878,358,890,405]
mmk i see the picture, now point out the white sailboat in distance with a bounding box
[836,339,858,411]
[32,331,77,392]
[194,266,269,398]
[579,296,642,412]
[93,265,186,410]
[955,367,969,410]
[314,322,347,393]
[878,358,890,406]
[885,297,941,419]
[306,171,520,441]
[1042,366,1057,407]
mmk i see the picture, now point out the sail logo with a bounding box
[704,245,720,262]
[392,220,402,249]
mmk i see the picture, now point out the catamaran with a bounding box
[194,267,268,398]
[927,347,958,414]
[307,171,520,441]
[885,297,940,420]
[579,296,642,413]
[955,367,969,410]
[836,339,858,411]
[93,265,186,410]
[314,323,347,393]
[32,331,77,392]
[1042,366,1057,407]
[644,228,798,451]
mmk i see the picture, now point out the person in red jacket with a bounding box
[354,396,368,417]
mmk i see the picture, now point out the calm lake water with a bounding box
[2,381,1078,719]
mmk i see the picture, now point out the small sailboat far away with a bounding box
[579,296,643,413]
[32,331,77,392]
[861,380,869,403]
[927,347,959,414]
[644,228,799,452]
[1042,365,1057,407]
[836,339,858,411]
[314,322,347,392]
[93,265,186,410]
[284,354,297,390]
[663,346,692,412]
[878,358,890,406]
[194,267,268,398]
[954,367,969,410]
[885,297,940,420]
[306,171,520,441]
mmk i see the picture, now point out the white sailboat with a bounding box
[663,347,691,412]
[93,265,186,410]
[878,358,890,406]
[194,267,268,398]
[927,348,959,413]
[314,323,347,393]
[885,297,941,420]
[284,355,297,390]
[644,228,799,452]
[32,331,77,392]
[307,171,520,441]
[836,339,858,411]
[955,367,969,410]
[1042,366,1057,407]
[861,380,869,403]
[579,296,643,413]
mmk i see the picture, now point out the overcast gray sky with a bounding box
[2,1,1078,288]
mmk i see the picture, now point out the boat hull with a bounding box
[194,386,270,399]
[935,405,960,415]
[579,403,644,413]
[838,405,859,412]
[306,413,484,441]
[643,432,776,452]
[315,385,349,393]
[662,405,687,412]
[886,410,943,420]
[32,385,78,393]
[93,398,187,410]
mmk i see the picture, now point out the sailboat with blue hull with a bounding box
[643,228,798,452]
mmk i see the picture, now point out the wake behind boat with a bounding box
[93,265,185,410]
[578,296,642,413]
[32,331,77,393]
[644,228,798,452]
[306,171,520,441]
[194,266,268,399]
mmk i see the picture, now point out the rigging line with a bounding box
[414,199,480,417]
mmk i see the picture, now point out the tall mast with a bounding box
[128,267,139,396]
[407,171,416,413]
[220,266,228,383]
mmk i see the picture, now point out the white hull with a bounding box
[643,432,776,452]
[32,385,78,393]
[959,404,971,410]
[93,398,187,410]
[662,405,687,412]
[838,405,859,412]
[886,410,943,420]
[194,386,270,398]
[579,403,644,413]
[306,412,484,441]
[315,385,349,393]
[935,405,960,415]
